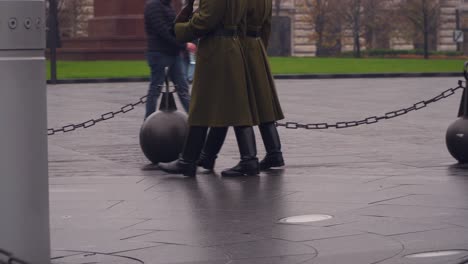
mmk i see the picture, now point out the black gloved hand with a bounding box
[175,1,195,23]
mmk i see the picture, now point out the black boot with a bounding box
[259,122,284,170]
[159,126,208,177]
[221,126,259,177]
[198,127,228,171]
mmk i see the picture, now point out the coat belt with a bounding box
[246,30,261,38]
[206,28,238,38]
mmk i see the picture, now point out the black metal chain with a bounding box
[48,81,465,135]
[276,80,465,129]
[0,249,30,264]
[47,95,148,136]
[48,80,179,136]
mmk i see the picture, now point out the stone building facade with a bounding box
[59,0,468,59]
[283,0,466,56]
[59,0,94,37]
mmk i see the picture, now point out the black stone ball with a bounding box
[446,117,468,164]
[140,110,188,164]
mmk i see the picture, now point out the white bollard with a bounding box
[0,0,50,263]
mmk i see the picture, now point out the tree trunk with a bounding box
[275,0,281,17]
[317,32,324,56]
[354,30,361,57]
[354,0,361,58]
[423,0,429,59]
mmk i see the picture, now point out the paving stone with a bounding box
[220,239,316,259]
[117,245,228,264]
[52,253,142,264]
[125,230,265,247]
[51,228,158,254]
[304,233,404,264]
[353,204,468,219]
[335,217,454,236]
[228,254,317,264]
[251,224,364,242]
[390,228,468,251]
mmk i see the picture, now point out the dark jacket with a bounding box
[144,0,185,55]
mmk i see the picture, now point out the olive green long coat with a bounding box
[242,0,284,123]
[174,0,260,127]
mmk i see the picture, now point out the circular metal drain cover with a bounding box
[405,250,468,259]
[279,214,333,224]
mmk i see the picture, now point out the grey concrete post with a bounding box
[0,1,50,263]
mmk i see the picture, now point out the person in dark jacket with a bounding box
[144,0,190,119]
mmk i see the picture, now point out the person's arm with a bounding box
[260,4,272,48]
[151,2,185,48]
[175,0,195,23]
[174,0,226,43]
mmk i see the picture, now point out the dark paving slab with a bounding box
[48,78,468,264]
[303,233,403,264]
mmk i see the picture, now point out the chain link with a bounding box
[276,80,465,130]
[0,249,30,264]
[48,81,465,135]
[48,95,148,136]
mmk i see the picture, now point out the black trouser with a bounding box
[202,126,257,159]
[258,122,282,156]
[180,126,208,163]
[202,122,280,160]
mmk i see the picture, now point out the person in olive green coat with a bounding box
[243,0,285,170]
[159,0,261,177]
[197,0,286,172]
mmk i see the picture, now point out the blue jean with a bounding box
[145,52,191,119]
[187,53,196,82]
[180,59,195,83]
[187,62,195,83]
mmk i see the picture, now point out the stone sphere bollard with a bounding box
[140,92,188,164]
[446,62,468,164]
[446,117,468,164]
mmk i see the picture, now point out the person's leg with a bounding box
[145,52,169,119]
[180,56,188,82]
[188,56,195,83]
[198,127,229,170]
[159,126,208,177]
[169,56,191,113]
[221,126,259,177]
[258,122,285,170]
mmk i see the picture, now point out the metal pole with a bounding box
[460,62,468,118]
[0,1,51,263]
[456,9,461,53]
[49,0,58,84]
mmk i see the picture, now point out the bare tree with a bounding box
[275,0,282,17]
[398,0,440,59]
[361,0,396,50]
[339,0,364,57]
[304,0,342,56]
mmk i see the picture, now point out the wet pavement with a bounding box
[47,78,468,264]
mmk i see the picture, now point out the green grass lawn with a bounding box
[47,57,467,79]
